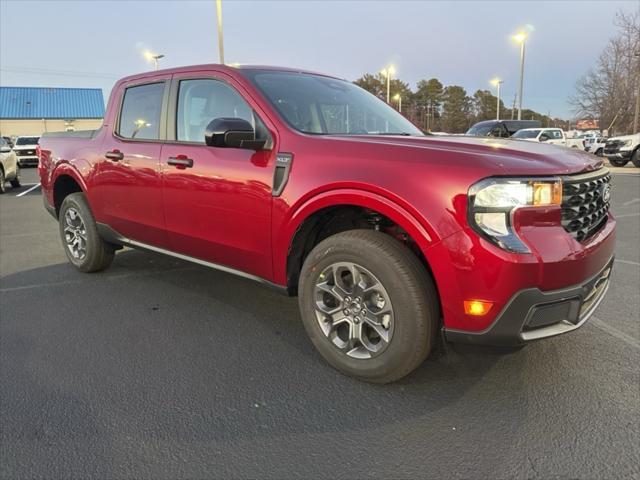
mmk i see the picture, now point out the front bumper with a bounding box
[16,155,39,166]
[444,257,613,346]
[604,150,631,160]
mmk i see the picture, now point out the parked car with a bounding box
[604,133,640,167]
[586,137,608,156]
[0,136,21,193]
[12,136,40,166]
[2,136,14,148]
[466,119,541,138]
[38,65,615,383]
[512,128,586,149]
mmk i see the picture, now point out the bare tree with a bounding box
[571,9,640,135]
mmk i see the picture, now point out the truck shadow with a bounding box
[1,248,536,457]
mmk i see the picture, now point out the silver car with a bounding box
[0,137,21,194]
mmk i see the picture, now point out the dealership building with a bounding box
[0,86,104,137]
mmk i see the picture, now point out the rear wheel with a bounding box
[10,165,21,188]
[632,149,640,168]
[0,169,6,194]
[58,192,115,272]
[595,148,603,157]
[298,230,439,383]
[608,157,629,167]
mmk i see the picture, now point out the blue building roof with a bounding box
[0,87,105,119]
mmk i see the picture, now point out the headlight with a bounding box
[623,139,633,147]
[468,178,562,253]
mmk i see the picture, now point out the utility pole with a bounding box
[634,52,640,133]
[216,0,225,64]
[511,93,517,120]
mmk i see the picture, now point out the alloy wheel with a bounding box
[313,262,394,359]
[64,207,88,260]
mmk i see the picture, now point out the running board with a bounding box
[96,223,289,295]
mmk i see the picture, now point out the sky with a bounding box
[0,0,636,119]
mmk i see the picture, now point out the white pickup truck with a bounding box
[511,128,586,149]
[604,133,640,167]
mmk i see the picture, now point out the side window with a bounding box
[551,130,562,139]
[489,127,501,137]
[177,79,254,143]
[118,83,165,140]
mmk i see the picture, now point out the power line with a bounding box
[0,66,121,80]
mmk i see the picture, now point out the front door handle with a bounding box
[167,155,194,169]
[105,150,124,161]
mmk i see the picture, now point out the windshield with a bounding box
[16,137,39,145]
[466,123,495,136]
[243,70,423,136]
[512,129,541,139]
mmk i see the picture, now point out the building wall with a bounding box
[0,118,103,137]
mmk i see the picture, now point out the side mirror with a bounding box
[204,118,266,150]
[0,146,11,153]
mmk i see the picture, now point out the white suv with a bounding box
[0,136,21,193]
[12,136,40,166]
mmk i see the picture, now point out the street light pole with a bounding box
[518,41,525,120]
[394,93,402,112]
[216,0,225,64]
[513,32,528,120]
[152,54,164,70]
[491,78,503,120]
[381,66,395,103]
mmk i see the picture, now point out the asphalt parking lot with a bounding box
[1,167,639,479]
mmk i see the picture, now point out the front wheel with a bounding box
[632,149,640,168]
[595,148,603,157]
[608,157,629,167]
[298,230,439,383]
[58,192,115,272]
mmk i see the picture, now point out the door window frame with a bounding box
[165,72,276,147]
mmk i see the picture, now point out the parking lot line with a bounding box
[614,212,640,218]
[591,316,640,350]
[15,183,41,197]
[615,259,640,267]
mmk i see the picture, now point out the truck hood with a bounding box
[326,134,603,175]
[12,145,38,150]
[608,133,639,142]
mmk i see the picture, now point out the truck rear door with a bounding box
[95,76,171,248]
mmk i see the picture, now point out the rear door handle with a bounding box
[105,150,124,161]
[167,155,194,169]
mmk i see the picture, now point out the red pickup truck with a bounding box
[39,64,615,383]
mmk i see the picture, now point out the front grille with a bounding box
[604,140,622,154]
[16,150,36,156]
[561,169,611,242]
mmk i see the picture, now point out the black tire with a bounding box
[608,157,629,167]
[0,168,5,194]
[595,148,603,157]
[298,230,439,383]
[10,165,21,188]
[632,149,640,168]
[58,192,114,272]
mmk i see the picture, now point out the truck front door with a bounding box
[160,74,276,280]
